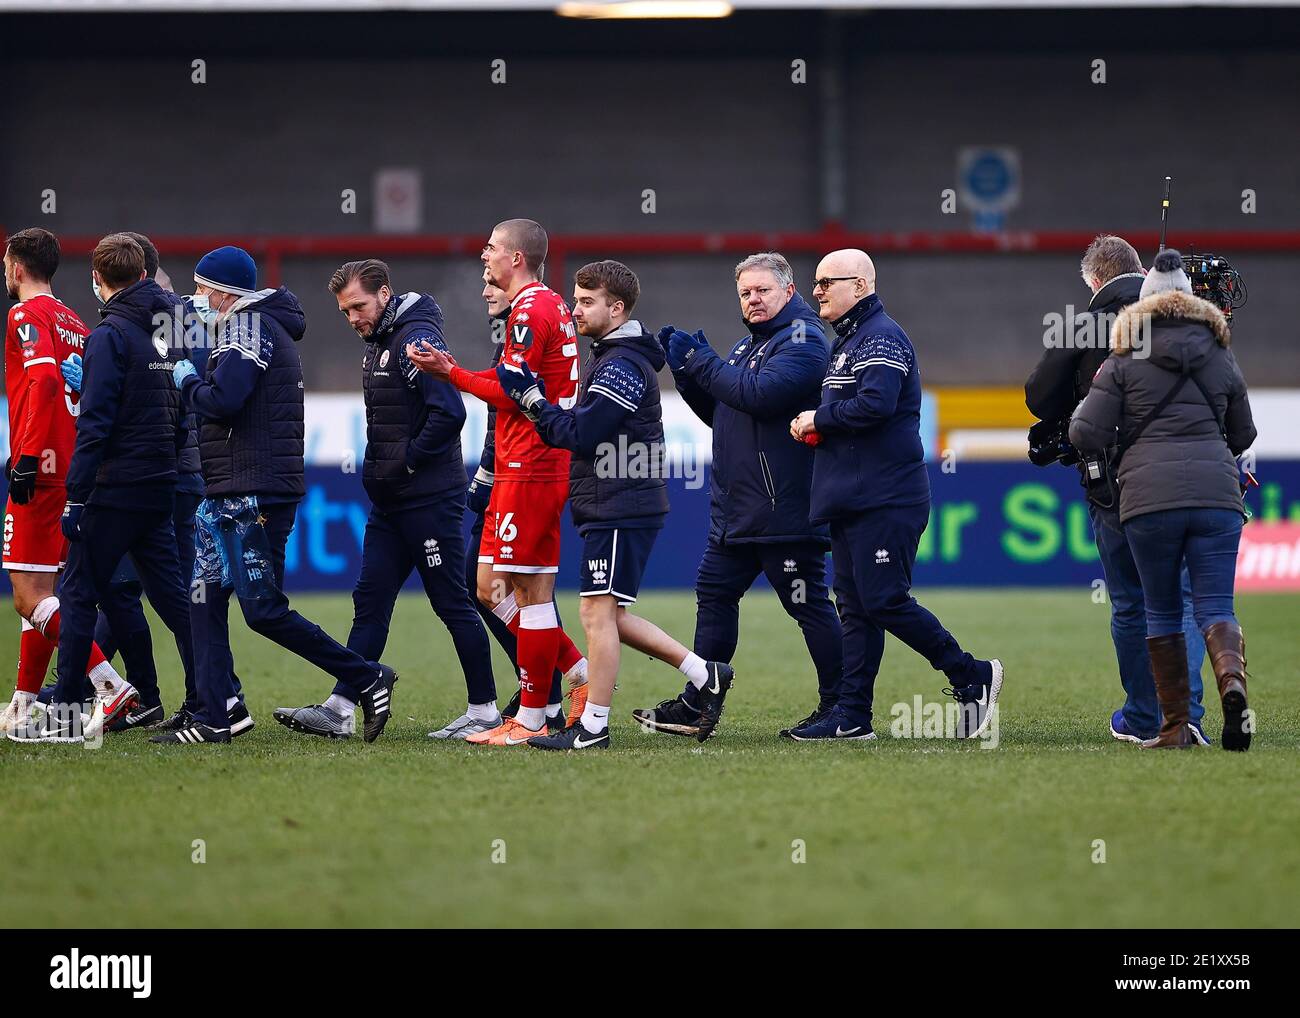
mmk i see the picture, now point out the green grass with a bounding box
[2,588,1297,928]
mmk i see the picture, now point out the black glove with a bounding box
[7,454,39,505]
[495,361,548,423]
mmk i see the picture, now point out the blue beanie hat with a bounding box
[194,245,257,297]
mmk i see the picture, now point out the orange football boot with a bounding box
[565,681,589,728]
[465,716,546,747]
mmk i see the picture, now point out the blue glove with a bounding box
[466,466,493,515]
[173,359,197,388]
[61,502,84,542]
[495,360,547,422]
[656,324,676,362]
[666,329,709,371]
[61,354,83,394]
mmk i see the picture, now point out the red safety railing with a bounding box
[8,226,1300,288]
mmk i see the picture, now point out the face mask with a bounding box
[91,275,104,303]
[191,293,219,325]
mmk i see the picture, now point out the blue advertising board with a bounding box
[277,460,1300,591]
[6,462,1296,592]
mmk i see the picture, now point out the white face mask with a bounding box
[91,275,104,303]
[190,293,218,325]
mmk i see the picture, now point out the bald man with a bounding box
[788,249,1004,742]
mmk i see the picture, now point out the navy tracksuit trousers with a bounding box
[346,496,494,705]
[90,492,219,710]
[51,503,195,711]
[683,538,843,708]
[829,501,987,725]
[193,500,378,727]
[465,511,563,706]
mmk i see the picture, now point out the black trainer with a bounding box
[360,664,399,743]
[106,702,165,733]
[779,700,836,740]
[545,710,567,733]
[151,706,194,732]
[694,662,735,742]
[631,695,701,737]
[527,721,610,751]
[149,722,231,745]
[228,700,255,739]
[502,689,521,718]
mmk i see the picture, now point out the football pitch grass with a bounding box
[3,588,1297,929]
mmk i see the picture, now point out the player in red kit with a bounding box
[1,228,136,737]
[407,219,589,745]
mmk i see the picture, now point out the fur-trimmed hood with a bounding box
[1112,288,1231,359]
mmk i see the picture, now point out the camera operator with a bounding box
[1069,250,1256,751]
[1025,235,1209,744]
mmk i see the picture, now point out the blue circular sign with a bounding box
[964,153,1013,200]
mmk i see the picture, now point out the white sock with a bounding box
[88,660,125,695]
[580,700,610,734]
[324,693,355,716]
[226,696,239,711]
[679,652,709,689]
[515,704,545,731]
[12,689,35,707]
[467,701,498,722]
[545,702,562,719]
[564,656,589,686]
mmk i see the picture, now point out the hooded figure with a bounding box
[1070,250,1256,524]
[1070,248,1257,753]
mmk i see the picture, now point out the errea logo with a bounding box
[875,548,890,564]
[50,949,151,998]
[424,538,441,567]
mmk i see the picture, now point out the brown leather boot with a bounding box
[1204,620,1251,752]
[1140,633,1196,749]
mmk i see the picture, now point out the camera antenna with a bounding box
[1158,176,1171,253]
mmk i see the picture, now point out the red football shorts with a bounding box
[477,479,568,574]
[4,485,68,572]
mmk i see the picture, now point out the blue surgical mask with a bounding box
[190,293,218,325]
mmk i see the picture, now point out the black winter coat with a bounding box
[1025,272,1146,421]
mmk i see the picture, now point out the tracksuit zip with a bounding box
[759,450,776,510]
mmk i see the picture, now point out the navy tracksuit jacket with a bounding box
[91,295,218,711]
[346,292,495,706]
[51,280,195,712]
[179,287,379,728]
[670,292,843,707]
[810,294,986,725]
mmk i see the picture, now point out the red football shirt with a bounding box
[451,281,580,483]
[5,293,87,487]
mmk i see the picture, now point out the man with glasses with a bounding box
[790,248,1004,742]
[630,252,843,739]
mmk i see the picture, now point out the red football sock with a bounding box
[17,622,55,694]
[555,630,584,674]
[33,605,110,673]
[516,605,561,710]
[502,599,583,674]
